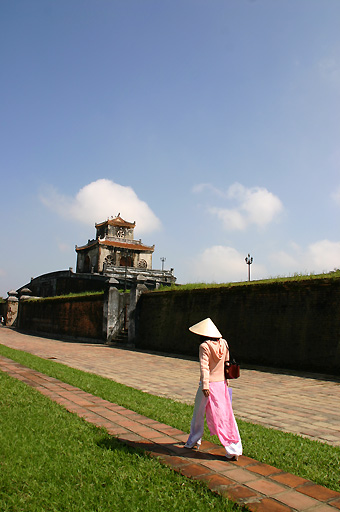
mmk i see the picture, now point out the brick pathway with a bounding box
[0,353,340,511]
[0,328,339,446]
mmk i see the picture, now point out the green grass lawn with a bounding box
[0,371,244,512]
[0,343,339,497]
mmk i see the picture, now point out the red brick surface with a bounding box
[222,484,260,501]
[329,498,340,509]
[198,473,235,490]
[246,497,294,512]
[277,490,320,510]
[271,472,309,488]
[179,463,211,478]
[247,463,283,477]
[247,478,287,496]
[297,483,340,501]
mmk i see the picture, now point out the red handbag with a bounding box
[224,341,240,379]
[224,361,240,379]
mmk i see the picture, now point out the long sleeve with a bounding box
[199,343,210,390]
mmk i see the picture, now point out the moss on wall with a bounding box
[135,278,340,374]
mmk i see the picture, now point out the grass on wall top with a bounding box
[155,269,340,293]
[23,291,105,303]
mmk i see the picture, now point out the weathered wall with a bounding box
[4,297,19,327]
[135,278,340,375]
[17,294,105,341]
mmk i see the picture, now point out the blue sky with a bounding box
[1,0,340,297]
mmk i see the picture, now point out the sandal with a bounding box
[226,455,238,461]
[184,441,201,450]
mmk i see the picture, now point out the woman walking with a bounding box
[184,318,242,461]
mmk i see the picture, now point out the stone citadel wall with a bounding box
[135,278,340,375]
[9,277,340,375]
[17,294,106,342]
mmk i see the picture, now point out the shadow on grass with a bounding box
[97,434,231,465]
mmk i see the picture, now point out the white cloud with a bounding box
[40,179,161,234]
[238,185,283,227]
[195,182,283,231]
[192,183,225,197]
[209,208,247,231]
[268,250,300,276]
[308,240,340,270]
[268,240,340,276]
[189,245,266,283]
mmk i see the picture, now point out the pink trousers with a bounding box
[185,381,242,457]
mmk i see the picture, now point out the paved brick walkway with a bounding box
[0,328,339,446]
[1,352,340,511]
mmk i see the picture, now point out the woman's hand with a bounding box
[202,388,210,397]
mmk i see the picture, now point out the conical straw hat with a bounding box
[189,318,222,338]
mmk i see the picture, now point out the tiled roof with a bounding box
[76,239,154,252]
[75,240,98,252]
[95,215,136,229]
[99,240,154,252]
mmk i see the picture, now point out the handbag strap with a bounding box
[224,339,236,364]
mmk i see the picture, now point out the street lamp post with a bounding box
[160,257,166,271]
[245,254,253,281]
